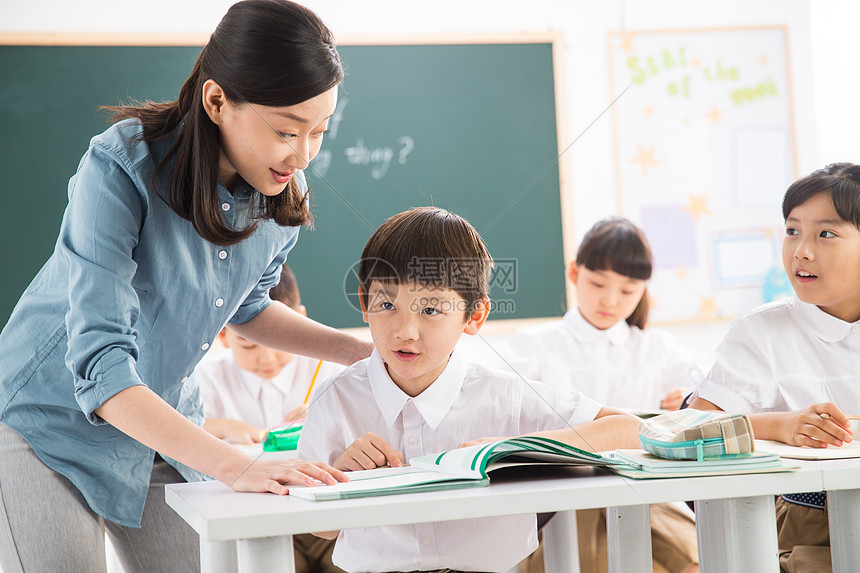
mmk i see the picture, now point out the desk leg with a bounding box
[236,535,294,573]
[542,510,580,573]
[607,504,652,573]
[200,540,237,573]
[695,495,778,573]
[827,489,860,573]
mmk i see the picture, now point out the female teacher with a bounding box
[0,1,368,571]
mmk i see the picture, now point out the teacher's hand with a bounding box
[229,459,348,496]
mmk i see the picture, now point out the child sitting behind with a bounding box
[297,207,639,573]
[508,217,700,573]
[509,217,698,411]
[197,264,342,444]
[196,264,345,573]
[690,163,860,573]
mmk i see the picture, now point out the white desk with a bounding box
[166,461,834,573]
[812,458,860,572]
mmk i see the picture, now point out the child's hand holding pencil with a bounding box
[257,360,323,449]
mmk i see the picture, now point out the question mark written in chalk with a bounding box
[397,136,414,164]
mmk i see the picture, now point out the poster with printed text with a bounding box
[608,26,797,323]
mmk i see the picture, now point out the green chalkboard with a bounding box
[0,41,567,329]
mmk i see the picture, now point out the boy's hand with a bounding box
[660,388,686,411]
[333,433,403,471]
[776,403,852,447]
[229,459,348,495]
[283,405,307,423]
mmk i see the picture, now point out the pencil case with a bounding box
[638,410,755,462]
[262,424,302,452]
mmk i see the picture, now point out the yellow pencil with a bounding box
[303,360,323,404]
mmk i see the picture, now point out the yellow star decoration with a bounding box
[698,296,718,320]
[705,105,723,124]
[630,143,660,176]
[683,195,711,221]
[615,32,636,52]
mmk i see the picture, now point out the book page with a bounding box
[755,439,860,460]
[409,437,615,479]
[288,467,483,501]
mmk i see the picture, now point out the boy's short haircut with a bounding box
[783,162,860,228]
[269,264,301,309]
[358,207,494,317]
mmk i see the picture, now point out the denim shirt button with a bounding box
[218,250,227,260]
[221,202,231,211]
[201,342,210,351]
[215,298,224,308]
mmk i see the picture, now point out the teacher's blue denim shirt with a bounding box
[0,119,303,527]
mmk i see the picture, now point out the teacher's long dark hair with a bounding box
[105,0,344,245]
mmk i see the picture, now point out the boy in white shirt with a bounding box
[198,264,342,444]
[690,162,860,573]
[298,207,639,573]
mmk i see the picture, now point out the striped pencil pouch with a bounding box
[638,410,755,462]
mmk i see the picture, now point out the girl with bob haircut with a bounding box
[574,216,653,329]
[509,217,700,573]
[510,216,698,410]
[0,2,369,571]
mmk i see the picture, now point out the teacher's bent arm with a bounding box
[94,385,346,493]
[229,301,372,365]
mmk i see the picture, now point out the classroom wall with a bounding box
[2,0,858,369]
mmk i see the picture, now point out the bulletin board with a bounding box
[608,26,797,323]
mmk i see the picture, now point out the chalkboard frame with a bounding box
[0,32,574,334]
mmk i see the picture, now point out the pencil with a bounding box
[303,360,323,404]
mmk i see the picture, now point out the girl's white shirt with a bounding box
[507,308,702,410]
[196,349,343,429]
[693,296,860,414]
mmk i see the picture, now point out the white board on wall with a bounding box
[608,26,797,322]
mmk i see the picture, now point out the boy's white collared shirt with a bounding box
[507,308,701,410]
[297,348,602,573]
[695,296,860,413]
[367,343,464,431]
[195,350,342,429]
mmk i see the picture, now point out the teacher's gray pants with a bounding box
[0,422,200,573]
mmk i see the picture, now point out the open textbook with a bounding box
[287,436,623,501]
[287,436,798,502]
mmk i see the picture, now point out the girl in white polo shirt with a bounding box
[691,162,860,573]
[509,216,700,411]
[508,217,700,573]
